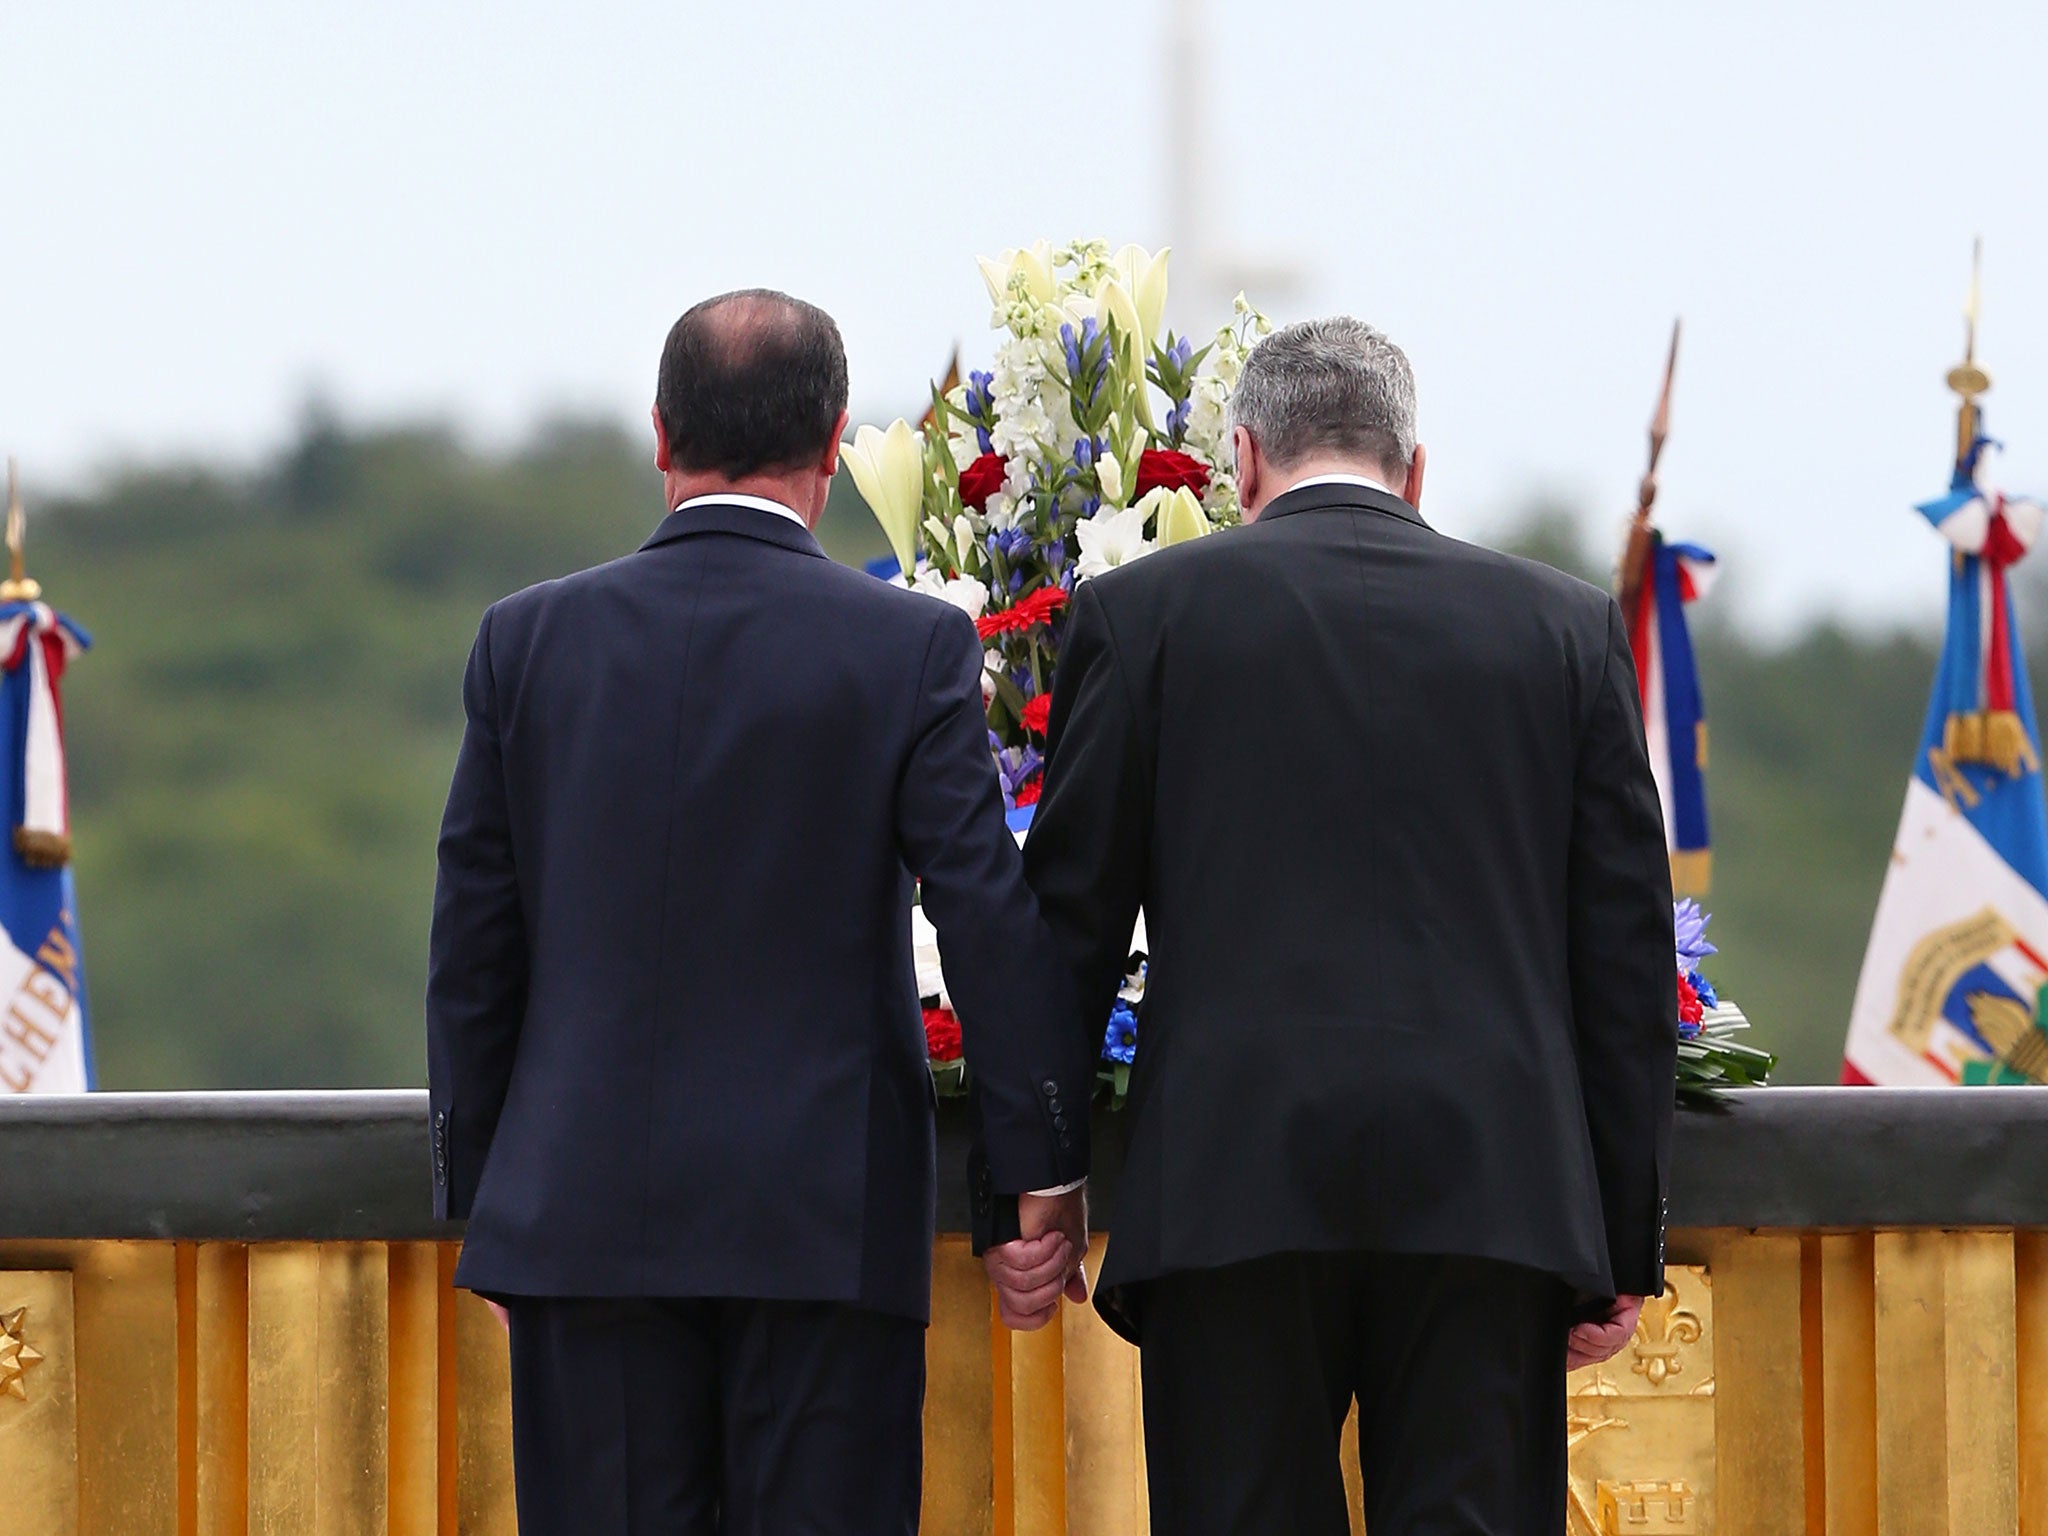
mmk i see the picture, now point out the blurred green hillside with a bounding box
[31,421,1967,1088]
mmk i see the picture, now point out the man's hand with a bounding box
[983,1188,1089,1330]
[1567,1294,1645,1371]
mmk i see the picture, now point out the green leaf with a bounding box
[989,669,1028,718]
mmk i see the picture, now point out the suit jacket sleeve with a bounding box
[426,608,529,1221]
[896,607,1093,1207]
[1022,581,1152,1056]
[1568,597,1679,1298]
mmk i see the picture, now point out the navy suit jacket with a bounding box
[428,499,1093,1322]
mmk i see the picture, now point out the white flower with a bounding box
[1184,373,1231,459]
[1097,450,1127,508]
[842,420,925,575]
[1152,485,1212,546]
[911,566,991,619]
[985,491,1020,532]
[954,514,979,570]
[992,335,1048,399]
[911,904,947,1004]
[977,241,1057,309]
[1075,505,1155,580]
[948,433,982,472]
[992,399,1053,462]
[1110,245,1170,349]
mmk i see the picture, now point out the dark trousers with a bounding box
[1136,1251,1571,1536]
[506,1296,926,1536]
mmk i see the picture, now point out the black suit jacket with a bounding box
[1024,482,1677,1341]
[428,500,1092,1323]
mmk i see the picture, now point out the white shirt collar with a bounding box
[673,492,810,530]
[1282,472,1394,497]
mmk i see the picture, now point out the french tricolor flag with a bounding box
[0,601,93,1094]
[1843,435,2048,1087]
[1628,534,1718,895]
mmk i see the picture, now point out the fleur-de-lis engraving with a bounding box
[1629,1285,1704,1389]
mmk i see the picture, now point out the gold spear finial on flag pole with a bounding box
[1946,237,1992,473]
[1616,319,1681,616]
[1,461,42,605]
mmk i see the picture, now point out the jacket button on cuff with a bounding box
[1041,1080,1059,1097]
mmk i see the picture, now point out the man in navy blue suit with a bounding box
[427,290,1095,1535]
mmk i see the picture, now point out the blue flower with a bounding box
[1673,899,1717,968]
[986,527,1032,565]
[993,743,1044,808]
[1102,1002,1138,1065]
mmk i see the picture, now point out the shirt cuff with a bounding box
[1026,1178,1088,1197]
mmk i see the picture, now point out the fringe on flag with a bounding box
[1943,709,2040,777]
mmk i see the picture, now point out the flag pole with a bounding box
[1615,319,1681,616]
[1946,237,1991,477]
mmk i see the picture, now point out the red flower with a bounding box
[958,452,1008,513]
[1020,694,1052,736]
[1676,972,1704,1027]
[924,1006,963,1063]
[1134,448,1211,500]
[1014,776,1042,808]
[974,584,1070,641]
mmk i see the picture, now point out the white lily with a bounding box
[1094,278,1154,429]
[1097,450,1127,508]
[954,514,980,571]
[1111,245,1170,349]
[1075,505,1156,580]
[977,241,1057,308]
[1152,485,1212,547]
[843,420,925,575]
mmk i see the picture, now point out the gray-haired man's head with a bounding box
[1227,317,1423,518]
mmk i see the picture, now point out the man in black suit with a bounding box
[1016,317,1677,1534]
[427,290,1095,1535]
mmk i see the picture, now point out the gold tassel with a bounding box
[1944,710,2041,777]
[13,828,70,869]
[1945,711,1986,763]
[1668,848,1712,897]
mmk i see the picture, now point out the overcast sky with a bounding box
[6,0,2047,632]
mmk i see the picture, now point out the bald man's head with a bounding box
[656,290,849,479]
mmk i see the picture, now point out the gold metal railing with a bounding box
[3,1227,2047,1534]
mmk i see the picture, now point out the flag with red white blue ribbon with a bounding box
[1844,425,2048,1086]
[0,600,93,1093]
[1627,534,1718,895]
